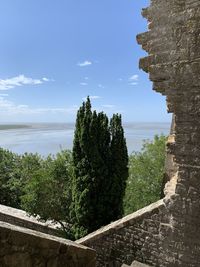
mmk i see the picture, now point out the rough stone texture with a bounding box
[136,0,200,266]
[0,221,96,267]
[78,1,200,266]
[78,200,166,266]
[122,261,151,267]
[131,261,151,267]
[0,204,62,237]
[163,116,178,198]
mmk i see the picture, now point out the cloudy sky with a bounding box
[0,0,171,123]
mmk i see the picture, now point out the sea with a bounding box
[0,122,171,156]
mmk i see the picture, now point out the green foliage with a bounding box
[71,97,93,238]
[0,148,21,208]
[123,135,167,215]
[94,112,111,227]
[109,114,129,220]
[0,148,74,238]
[10,153,43,206]
[72,97,128,239]
[21,150,73,237]
[0,149,43,209]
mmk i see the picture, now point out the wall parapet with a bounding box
[0,204,62,237]
[0,221,96,267]
[78,199,167,267]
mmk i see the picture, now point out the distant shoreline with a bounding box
[0,122,171,132]
[0,125,31,131]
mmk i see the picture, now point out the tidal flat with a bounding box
[0,122,170,156]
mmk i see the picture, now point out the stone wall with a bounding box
[0,204,62,237]
[78,200,166,267]
[136,0,200,266]
[0,221,96,267]
[79,1,200,266]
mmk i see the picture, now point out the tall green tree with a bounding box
[72,97,128,239]
[94,112,111,227]
[109,114,129,219]
[72,97,94,238]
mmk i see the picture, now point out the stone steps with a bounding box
[122,260,151,267]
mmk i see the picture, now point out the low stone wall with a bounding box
[0,221,96,267]
[0,204,62,237]
[77,199,167,267]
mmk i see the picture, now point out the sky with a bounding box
[0,0,171,123]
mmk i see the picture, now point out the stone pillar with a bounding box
[137,1,200,266]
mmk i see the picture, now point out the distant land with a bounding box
[0,124,31,131]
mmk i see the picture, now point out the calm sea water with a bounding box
[0,122,170,156]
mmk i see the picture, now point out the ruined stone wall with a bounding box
[79,1,200,266]
[137,0,200,266]
[0,221,96,267]
[78,200,166,267]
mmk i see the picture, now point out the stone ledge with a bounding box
[0,204,61,237]
[0,221,96,267]
[77,199,164,244]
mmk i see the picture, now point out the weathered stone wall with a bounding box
[0,204,62,237]
[137,0,200,266]
[79,1,200,266]
[78,200,166,267]
[0,221,96,267]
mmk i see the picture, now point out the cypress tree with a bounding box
[109,114,129,219]
[71,98,128,238]
[95,112,111,226]
[72,97,93,238]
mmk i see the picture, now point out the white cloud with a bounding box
[129,75,139,86]
[118,78,123,82]
[90,96,101,100]
[82,95,101,101]
[129,74,139,81]
[0,75,50,90]
[77,61,92,67]
[84,77,89,80]
[42,77,50,82]
[0,95,78,115]
[130,82,138,86]
[80,82,88,86]
[98,84,104,88]
[102,104,115,109]
[0,93,9,97]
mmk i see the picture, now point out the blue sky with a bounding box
[0,0,171,123]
